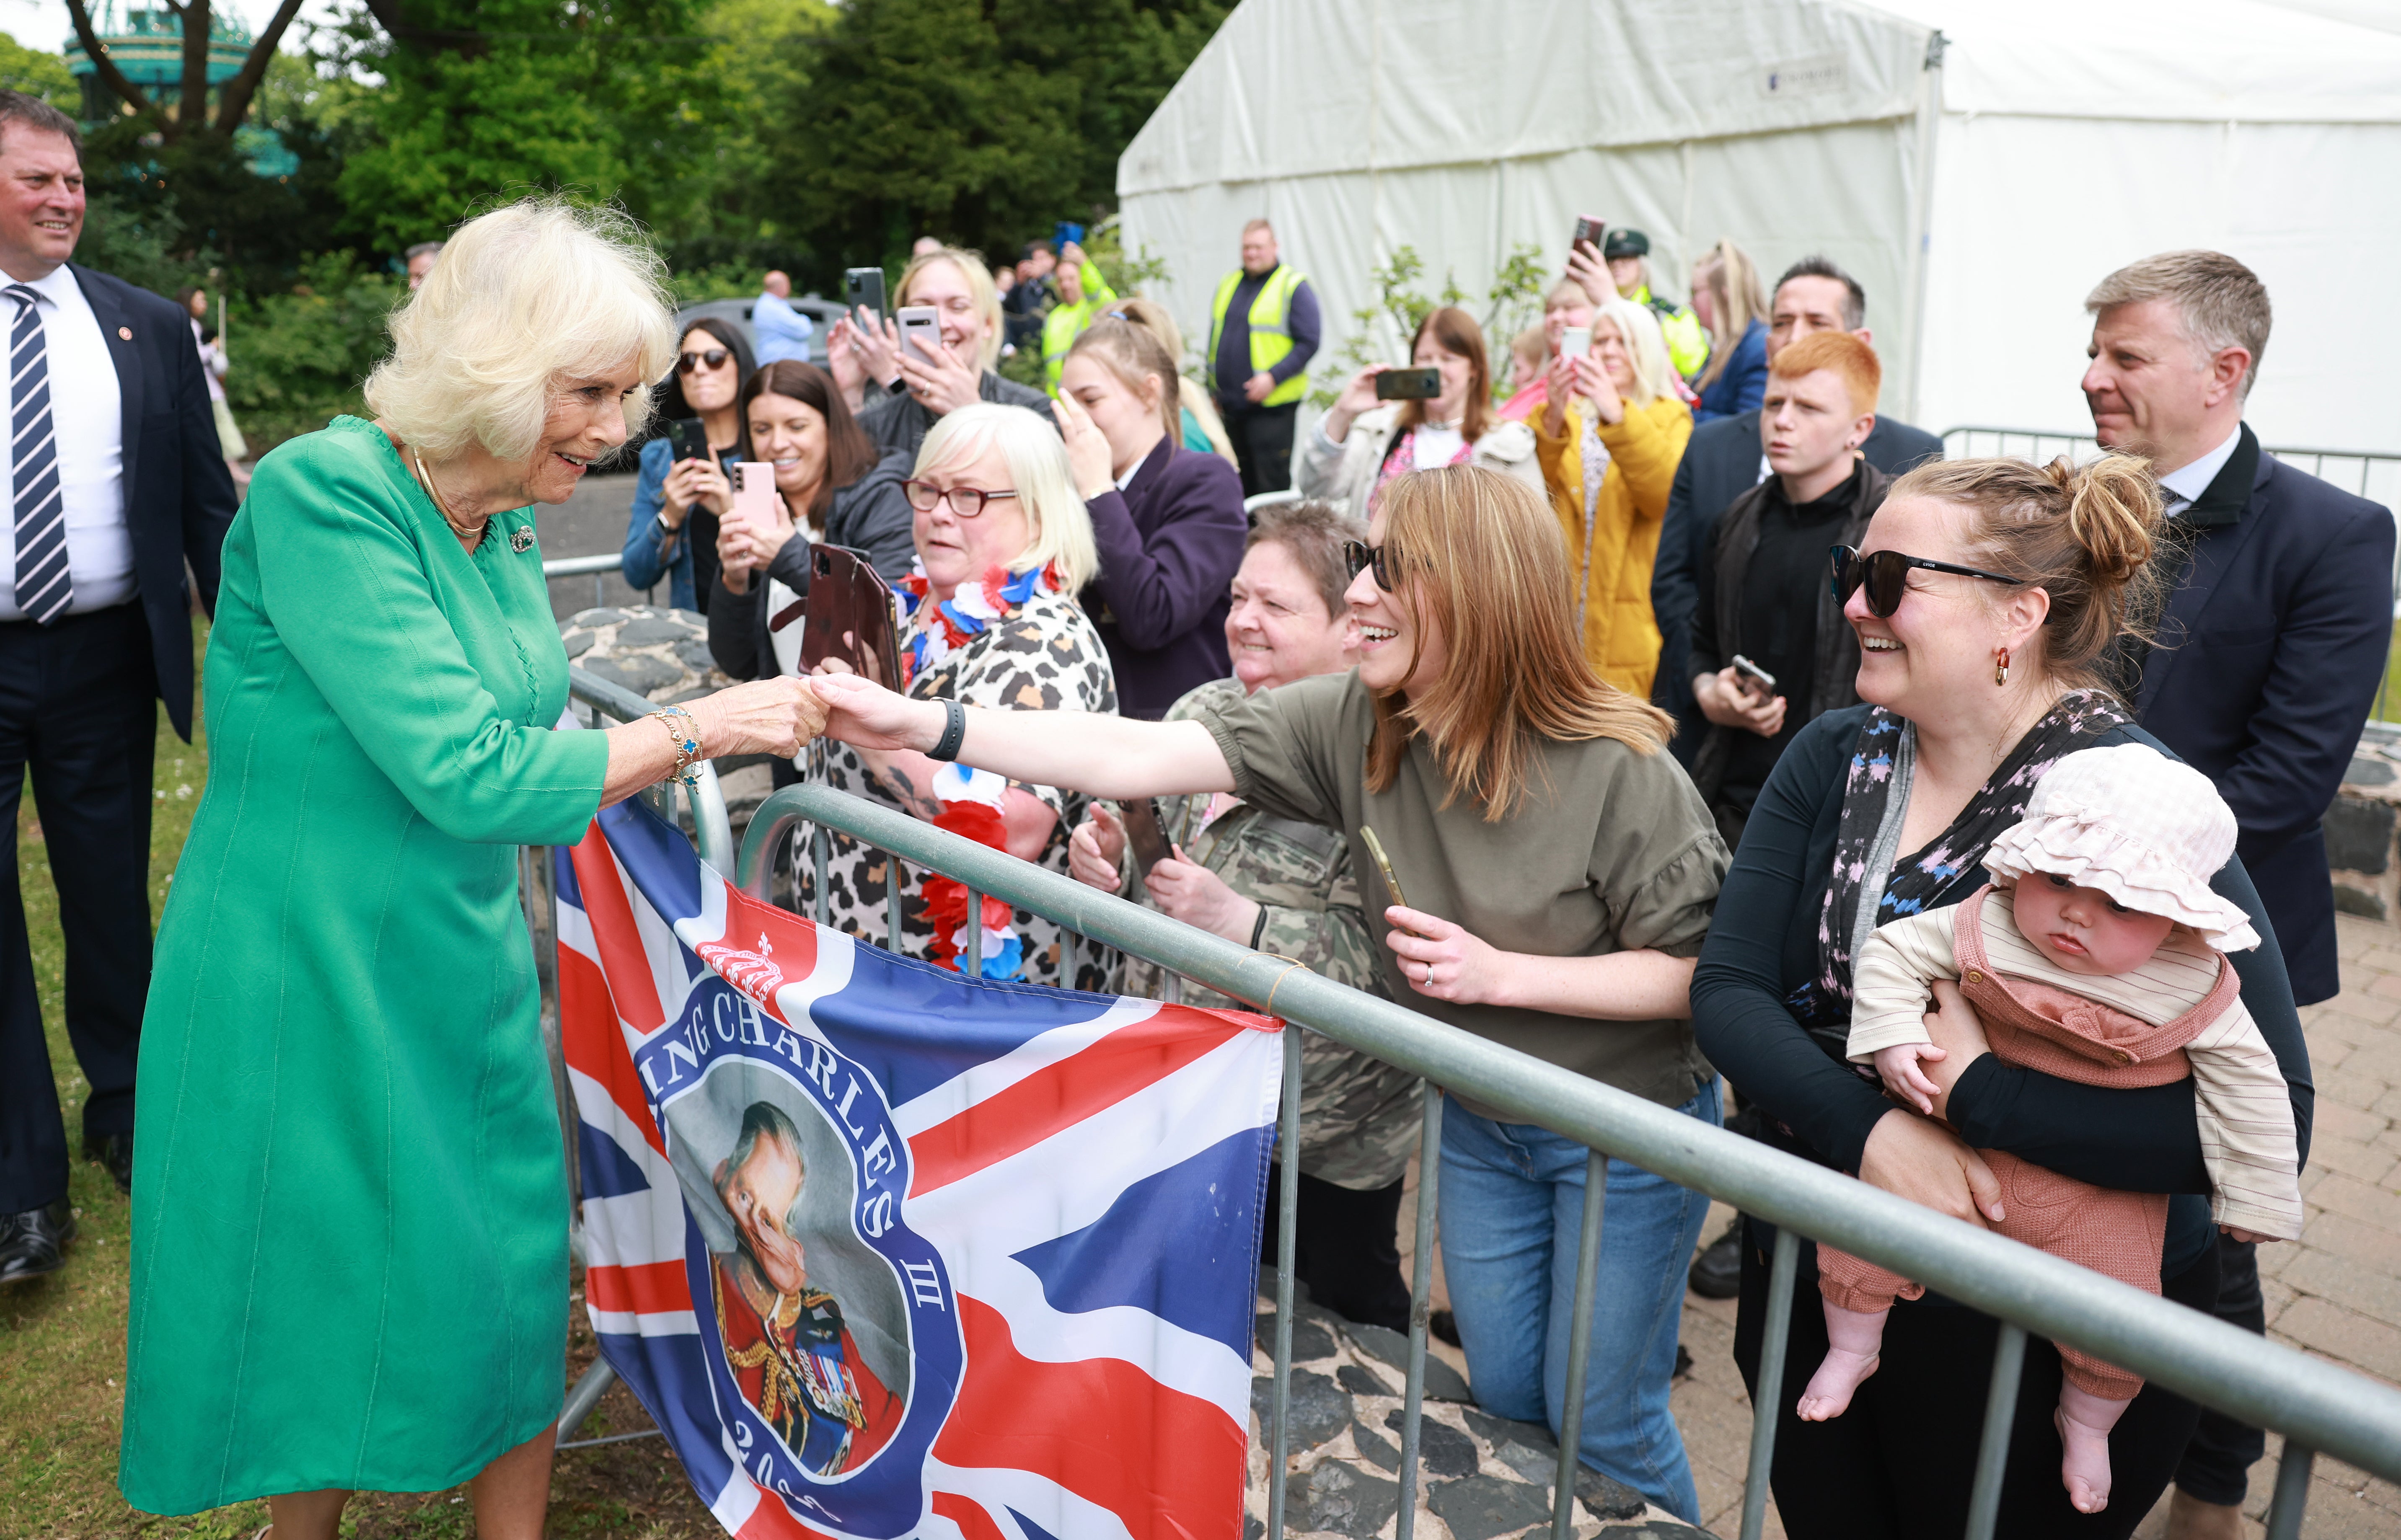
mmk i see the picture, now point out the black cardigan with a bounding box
[1690,703,2315,1272]
[706,452,918,682]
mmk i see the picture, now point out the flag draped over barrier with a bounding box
[555,799,1283,1540]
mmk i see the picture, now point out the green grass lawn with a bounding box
[0,623,719,1539]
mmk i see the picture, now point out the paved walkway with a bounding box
[1398,912,2401,1538]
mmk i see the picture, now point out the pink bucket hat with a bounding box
[1983,743,2261,952]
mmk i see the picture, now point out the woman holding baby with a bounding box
[1690,454,2314,1537]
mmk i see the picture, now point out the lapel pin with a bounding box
[510,526,535,553]
[117,326,132,340]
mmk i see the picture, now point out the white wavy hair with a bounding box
[915,404,1099,592]
[364,196,677,462]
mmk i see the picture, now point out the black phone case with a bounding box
[668,417,710,462]
[1374,368,1442,401]
[1119,798,1172,880]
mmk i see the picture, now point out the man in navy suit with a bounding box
[0,92,236,1283]
[1651,256,1943,763]
[2086,251,2393,1540]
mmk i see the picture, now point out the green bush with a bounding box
[221,254,403,456]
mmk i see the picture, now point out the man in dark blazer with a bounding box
[0,93,236,1284]
[2083,251,2392,1540]
[1651,257,1942,763]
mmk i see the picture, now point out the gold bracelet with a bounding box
[649,705,703,788]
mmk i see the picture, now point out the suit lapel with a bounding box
[2137,425,2269,715]
[71,266,143,515]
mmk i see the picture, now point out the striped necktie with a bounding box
[7,284,69,624]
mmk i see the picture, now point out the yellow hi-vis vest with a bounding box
[1209,265,1309,408]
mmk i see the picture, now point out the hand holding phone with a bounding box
[1572,215,1607,255]
[896,305,943,367]
[1560,326,1591,361]
[1360,825,1428,938]
[1731,654,1777,700]
[843,267,887,325]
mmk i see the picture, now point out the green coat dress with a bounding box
[119,416,611,1514]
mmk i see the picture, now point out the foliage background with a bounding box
[25,0,1229,453]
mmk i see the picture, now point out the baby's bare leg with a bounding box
[1798,1301,1887,1421]
[2056,1382,2133,1514]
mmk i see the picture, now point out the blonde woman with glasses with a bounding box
[809,464,1730,1524]
[803,402,1117,990]
[1535,294,1693,698]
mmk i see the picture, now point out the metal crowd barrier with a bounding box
[532,667,738,1450]
[724,780,2401,1540]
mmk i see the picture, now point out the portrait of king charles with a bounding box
[710,1100,905,1475]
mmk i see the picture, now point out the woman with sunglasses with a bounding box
[810,464,1731,1523]
[804,402,1118,990]
[1689,455,2313,1538]
[621,317,755,611]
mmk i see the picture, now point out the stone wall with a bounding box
[2331,728,2401,921]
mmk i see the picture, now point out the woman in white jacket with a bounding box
[1298,306,1540,522]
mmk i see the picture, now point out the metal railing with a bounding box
[720,780,2401,1540]
[1943,427,2401,727]
[533,667,737,1450]
[543,550,644,612]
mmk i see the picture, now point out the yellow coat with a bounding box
[1534,394,1692,698]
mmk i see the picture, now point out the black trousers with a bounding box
[1224,402,1299,499]
[2174,1232,2267,1504]
[1733,1219,2216,1540]
[1265,1164,1411,1332]
[0,602,158,1212]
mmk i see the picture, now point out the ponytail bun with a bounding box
[1887,454,2173,696]
[2062,454,2163,588]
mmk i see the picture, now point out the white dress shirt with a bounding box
[0,264,129,618]
[2156,422,2245,517]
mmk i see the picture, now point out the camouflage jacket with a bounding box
[1116,677,1421,1190]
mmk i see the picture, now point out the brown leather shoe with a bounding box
[2165,1487,2248,1540]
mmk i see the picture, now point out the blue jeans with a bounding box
[1437,1078,1721,1522]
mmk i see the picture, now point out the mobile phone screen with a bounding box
[1120,798,1172,881]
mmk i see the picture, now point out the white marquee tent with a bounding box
[1116,0,2401,451]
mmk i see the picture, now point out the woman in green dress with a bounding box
[118,199,827,1539]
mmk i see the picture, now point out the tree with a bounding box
[0,31,80,111]
[789,0,1225,283]
[65,0,309,140]
[329,0,736,250]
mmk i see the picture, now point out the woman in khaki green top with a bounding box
[814,464,1729,1522]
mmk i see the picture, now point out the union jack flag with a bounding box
[556,798,1282,1540]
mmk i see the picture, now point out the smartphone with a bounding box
[667,417,711,463]
[1374,367,1442,401]
[897,305,943,367]
[1731,654,1777,698]
[727,461,777,533]
[843,266,887,324]
[1573,215,1607,253]
[1359,825,1415,921]
[796,544,903,692]
[1054,221,1086,250]
[1560,325,1591,360]
[1120,797,1173,883]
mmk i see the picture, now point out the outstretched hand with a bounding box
[809,672,935,751]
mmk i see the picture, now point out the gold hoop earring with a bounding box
[1995,646,2012,687]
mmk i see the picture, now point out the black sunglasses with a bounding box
[675,348,732,375]
[1829,544,2020,618]
[1343,539,1402,592]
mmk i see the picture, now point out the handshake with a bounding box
[669,672,933,765]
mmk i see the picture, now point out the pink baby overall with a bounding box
[1818,886,2241,1399]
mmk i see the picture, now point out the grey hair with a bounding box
[2085,250,2272,401]
[1247,498,1365,618]
[718,1101,808,1241]
[363,196,676,462]
[0,90,78,155]
[404,241,445,261]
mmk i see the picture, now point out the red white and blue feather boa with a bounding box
[895,561,1065,979]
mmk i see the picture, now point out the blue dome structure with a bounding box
[62,5,300,179]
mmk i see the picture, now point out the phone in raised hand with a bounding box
[897,305,943,367]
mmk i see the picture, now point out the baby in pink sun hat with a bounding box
[1800,742,2301,1516]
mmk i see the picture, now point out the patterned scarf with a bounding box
[1790,691,2132,1046]
[890,561,1066,979]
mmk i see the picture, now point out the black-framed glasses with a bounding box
[675,348,732,375]
[1829,544,2020,618]
[903,480,1019,518]
[1342,539,1402,592]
